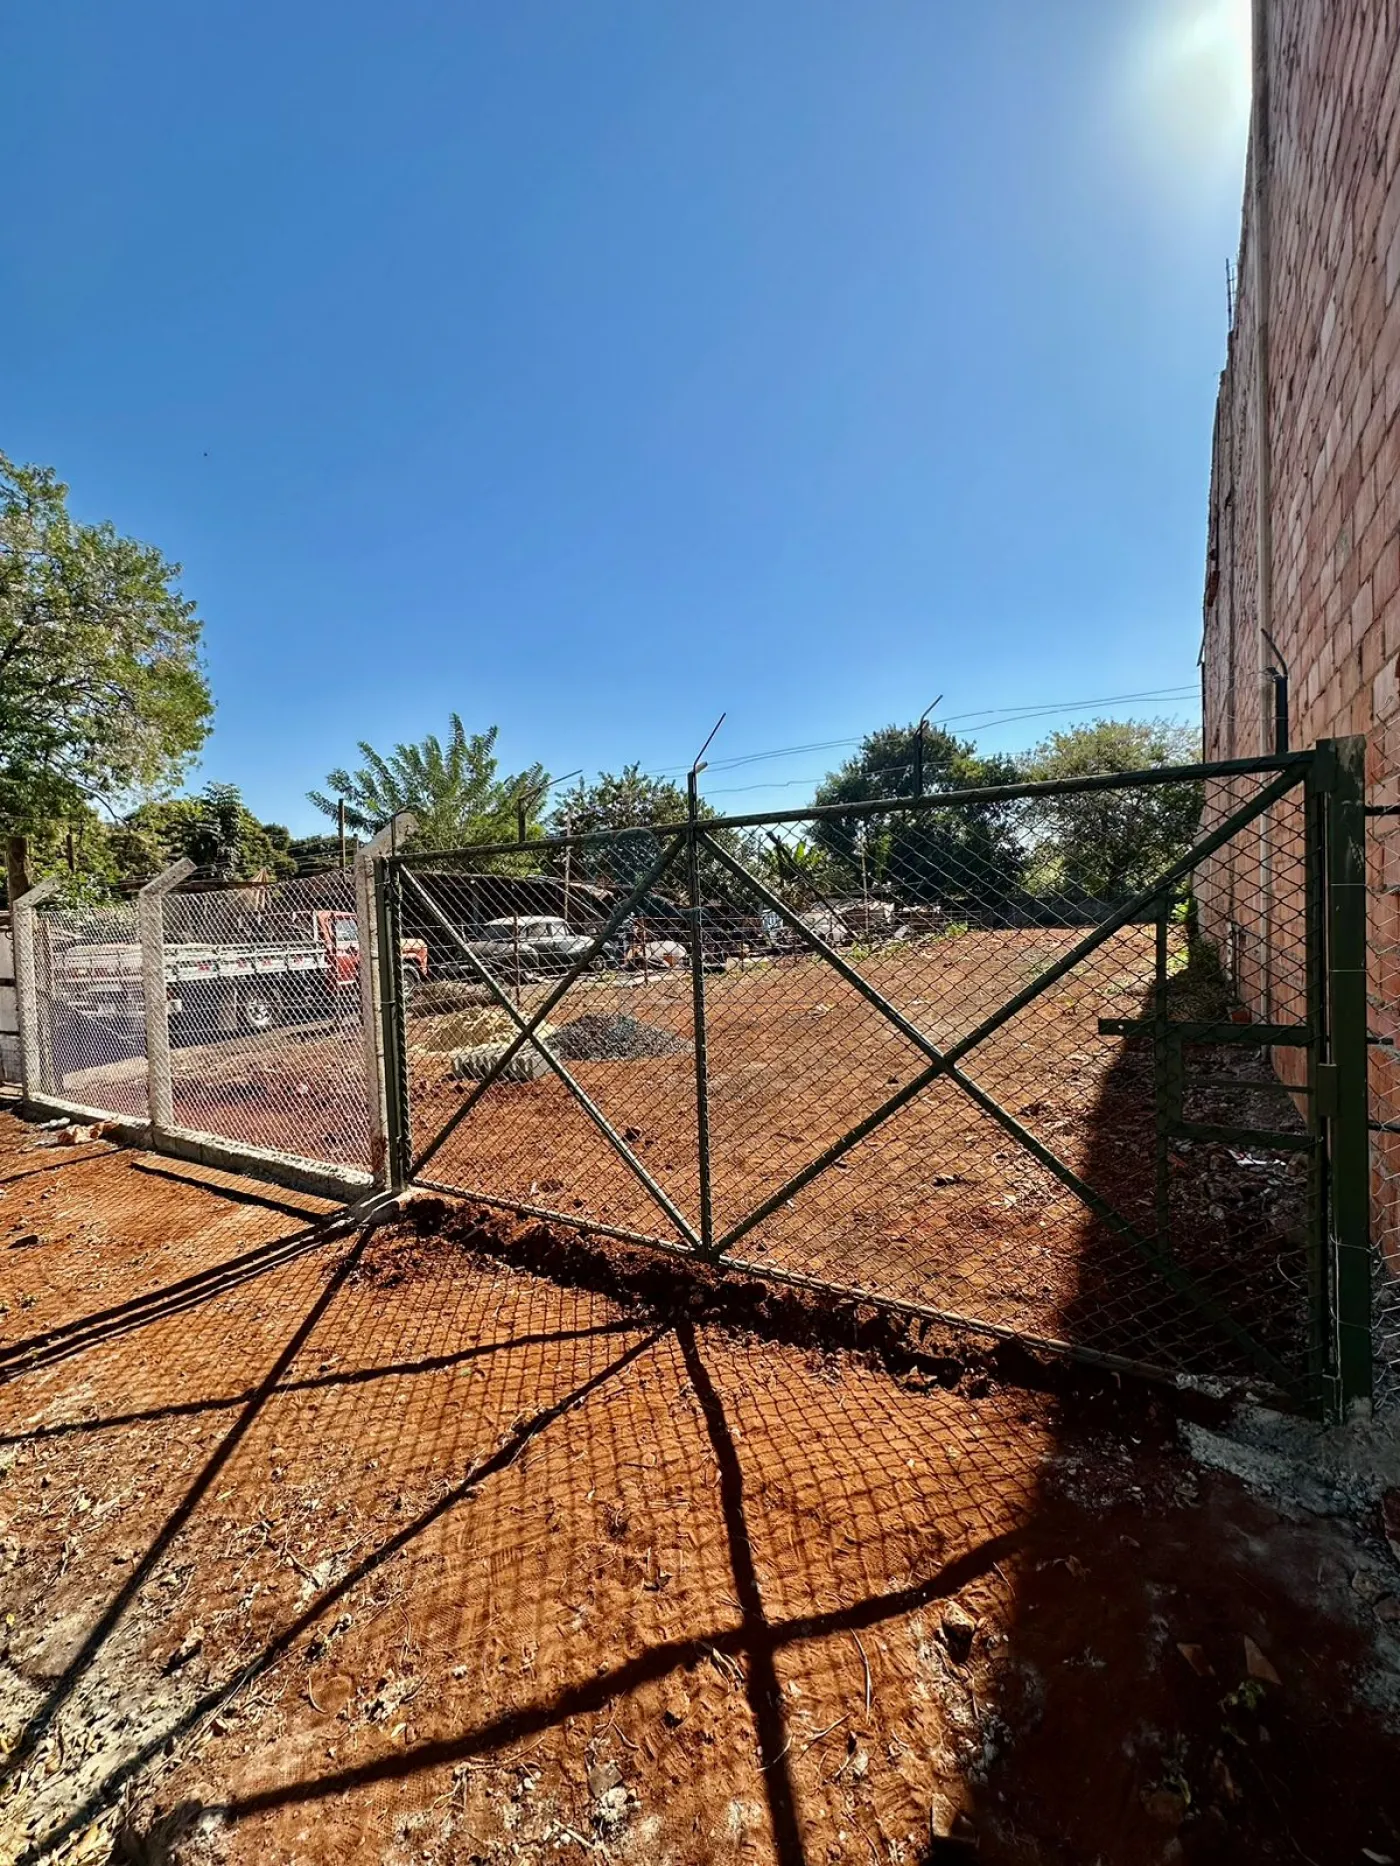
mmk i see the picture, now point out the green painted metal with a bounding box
[706,759,1308,1258]
[389,739,1380,1410]
[410,834,684,1177]
[374,857,412,1190]
[397,863,703,1250]
[1322,735,1373,1418]
[686,773,716,1253]
[409,751,1311,865]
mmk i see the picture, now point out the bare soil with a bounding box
[406,931,1312,1388]
[1,1106,1397,1866]
[45,931,1310,1389]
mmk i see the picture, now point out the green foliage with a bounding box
[1021,718,1203,898]
[112,784,297,884]
[812,723,1024,907]
[286,833,351,876]
[309,715,546,857]
[0,451,213,840]
[547,765,738,895]
[548,764,691,837]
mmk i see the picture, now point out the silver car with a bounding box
[468,916,596,976]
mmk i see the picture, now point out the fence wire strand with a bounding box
[401,764,1319,1398]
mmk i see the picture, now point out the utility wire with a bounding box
[647,684,1198,778]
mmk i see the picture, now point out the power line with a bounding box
[649,684,1198,778]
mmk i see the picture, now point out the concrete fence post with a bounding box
[138,859,196,1134]
[12,878,59,1102]
[355,813,417,1184]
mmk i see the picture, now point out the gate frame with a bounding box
[382,744,1370,1417]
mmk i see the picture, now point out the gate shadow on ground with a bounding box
[943,953,1400,1865]
[7,1086,1396,1864]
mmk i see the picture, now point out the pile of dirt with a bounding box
[549,1012,690,1061]
[413,1007,542,1054]
[389,1194,1228,1426]
[410,978,495,1015]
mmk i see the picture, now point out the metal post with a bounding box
[1303,755,1330,1402]
[1321,735,1372,1418]
[138,858,196,1135]
[375,856,412,1190]
[688,770,715,1253]
[11,878,59,1103]
[1152,894,1173,1252]
[355,812,416,1184]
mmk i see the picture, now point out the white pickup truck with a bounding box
[52,909,428,1038]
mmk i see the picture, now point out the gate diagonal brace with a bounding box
[409,836,684,1178]
[697,769,1307,1385]
[398,857,702,1251]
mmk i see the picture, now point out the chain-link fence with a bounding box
[395,750,1358,1410]
[11,869,383,1192]
[158,871,380,1172]
[31,895,151,1119]
[1366,713,1400,1413]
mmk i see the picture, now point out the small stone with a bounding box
[940,1601,976,1663]
[595,1785,630,1832]
[587,1758,622,1799]
[1374,1595,1400,1624]
[1243,1637,1280,1685]
[162,1625,204,1673]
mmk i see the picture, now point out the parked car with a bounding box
[466,916,597,977]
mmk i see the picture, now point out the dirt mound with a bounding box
[388,1195,1230,1425]
[411,978,495,1014]
[413,1007,539,1054]
[549,1012,689,1061]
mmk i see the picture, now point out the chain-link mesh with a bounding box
[1367,715,1400,1413]
[33,897,150,1119]
[403,760,1322,1399]
[160,873,376,1170]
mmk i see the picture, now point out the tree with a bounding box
[110,784,297,885]
[545,764,742,895]
[547,764,691,838]
[812,723,1024,908]
[309,716,546,854]
[1021,718,1203,898]
[0,452,213,904]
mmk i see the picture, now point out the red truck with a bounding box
[53,908,428,1038]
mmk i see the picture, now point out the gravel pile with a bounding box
[550,1013,689,1062]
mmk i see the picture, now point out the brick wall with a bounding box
[1201,0,1400,1320]
[1204,0,1400,767]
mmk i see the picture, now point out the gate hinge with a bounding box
[1314,1063,1339,1119]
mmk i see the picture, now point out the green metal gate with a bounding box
[382,741,1370,1420]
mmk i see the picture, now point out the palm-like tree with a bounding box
[309,716,547,853]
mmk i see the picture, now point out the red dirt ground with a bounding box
[407,931,1313,1389]
[45,929,1312,1392]
[1,1104,1397,1866]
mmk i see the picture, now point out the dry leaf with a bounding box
[1177,1642,1214,1677]
[1243,1636,1280,1685]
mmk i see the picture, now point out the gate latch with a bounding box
[1314,1063,1339,1119]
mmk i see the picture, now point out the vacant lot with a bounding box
[40,926,1312,1390]
[408,928,1311,1387]
[1,1106,1397,1865]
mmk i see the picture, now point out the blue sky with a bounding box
[2,1,1250,833]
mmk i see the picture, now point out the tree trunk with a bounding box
[4,833,32,907]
